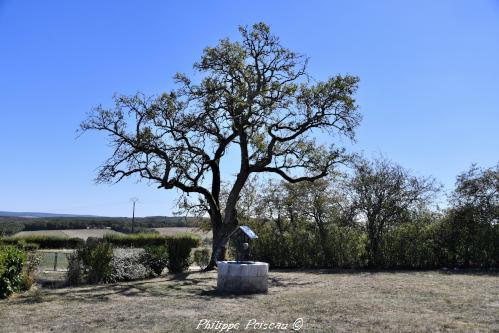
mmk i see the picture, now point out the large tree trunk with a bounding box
[204,218,238,271]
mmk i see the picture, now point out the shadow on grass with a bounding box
[198,288,260,299]
[270,267,498,277]
[9,272,218,305]
[268,276,317,288]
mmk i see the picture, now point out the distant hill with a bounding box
[0,211,98,218]
[0,212,207,236]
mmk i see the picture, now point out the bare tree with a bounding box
[348,157,440,267]
[80,23,361,269]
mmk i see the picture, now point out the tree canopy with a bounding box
[80,22,361,268]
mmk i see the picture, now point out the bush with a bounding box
[143,246,168,276]
[65,233,200,285]
[193,248,210,270]
[21,251,42,291]
[0,245,26,298]
[166,234,200,273]
[435,208,499,268]
[20,242,40,251]
[0,236,84,249]
[67,246,156,285]
[78,242,113,284]
[66,251,83,286]
[108,248,152,282]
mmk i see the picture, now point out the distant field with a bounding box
[12,229,124,240]
[13,228,206,240]
[154,227,211,237]
[60,229,123,240]
[13,230,68,238]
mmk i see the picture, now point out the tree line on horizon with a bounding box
[0,216,205,236]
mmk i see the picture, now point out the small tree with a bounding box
[80,23,361,269]
[442,163,499,267]
[452,163,498,222]
[348,157,439,267]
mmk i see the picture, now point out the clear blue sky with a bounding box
[1,1,498,216]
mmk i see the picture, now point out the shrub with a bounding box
[143,245,168,276]
[108,248,152,282]
[0,245,26,298]
[20,242,40,252]
[66,251,83,286]
[166,234,200,273]
[65,234,200,285]
[193,248,210,270]
[435,209,499,268]
[21,251,42,291]
[78,242,113,284]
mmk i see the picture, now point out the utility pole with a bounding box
[130,197,139,233]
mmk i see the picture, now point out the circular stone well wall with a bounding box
[217,261,268,293]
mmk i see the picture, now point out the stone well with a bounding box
[217,261,268,293]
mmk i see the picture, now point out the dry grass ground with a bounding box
[0,270,497,332]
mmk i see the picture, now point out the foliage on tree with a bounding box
[439,163,499,267]
[347,157,440,267]
[452,163,498,222]
[80,22,361,269]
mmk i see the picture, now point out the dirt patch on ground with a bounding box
[0,270,497,332]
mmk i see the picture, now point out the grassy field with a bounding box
[155,227,212,246]
[13,228,204,241]
[13,230,68,238]
[0,270,497,332]
[60,229,123,240]
[12,229,123,240]
[154,227,212,238]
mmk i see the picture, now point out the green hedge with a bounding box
[381,222,440,269]
[166,234,200,273]
[0,236,84,249]
[248,218,367,269]
[0,245,26,298]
